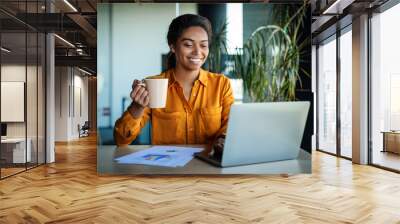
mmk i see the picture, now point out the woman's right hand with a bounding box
[128,79,149,118]
[130,79,149,108]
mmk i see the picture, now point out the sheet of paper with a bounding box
[114,146,203,167]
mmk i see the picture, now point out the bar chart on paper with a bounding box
[114,146,203,167]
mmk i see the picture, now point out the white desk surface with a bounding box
[98,145,311,175]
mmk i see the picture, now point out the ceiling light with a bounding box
[54,34,75,48]
[78,67,93,76]
[322,0,354,15]
[63,0,78,12]
[323,0,341,14]
[1,47,11,53]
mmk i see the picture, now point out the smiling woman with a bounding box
[113,14,234,154]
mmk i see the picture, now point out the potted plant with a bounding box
[232,2,310,102]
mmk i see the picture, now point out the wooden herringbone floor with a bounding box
[1,135,400,224]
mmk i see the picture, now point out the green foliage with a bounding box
[205,21,228,73]
[233,2,310,102]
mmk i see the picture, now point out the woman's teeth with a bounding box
[189,58,202,63]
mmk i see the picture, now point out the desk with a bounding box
[1,138,31,163]
[97,145,311,175]
[382,131,400,154]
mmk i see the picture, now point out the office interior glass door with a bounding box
[317,36,337,155]
[27,30,38,169]
[25,0,47,170]
[37,31,45,166]
[0,0,46,179]
[339,27,352,159]
[1,30,28,178]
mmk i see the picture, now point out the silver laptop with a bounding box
[195,101,310,167]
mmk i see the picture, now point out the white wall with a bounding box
[55,67,89,141]
[55,67,68,141]
[1,65,27,139]
[1,66,25,126]
[98,3,197,128]
[72,73,89,138]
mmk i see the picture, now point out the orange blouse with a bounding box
[114,68,234,146]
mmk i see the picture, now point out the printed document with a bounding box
[114,146,203,167]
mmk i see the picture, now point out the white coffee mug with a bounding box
[143,78,168,108]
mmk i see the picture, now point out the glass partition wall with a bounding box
[370,3,400,172]
[339,27,352,159]
[0,30,27,177]
[0,2,46,179]
[317,35,337,155]
[316,26,353,159]
[316,0,400,172]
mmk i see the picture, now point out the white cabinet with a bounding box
[1,138,32,163]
